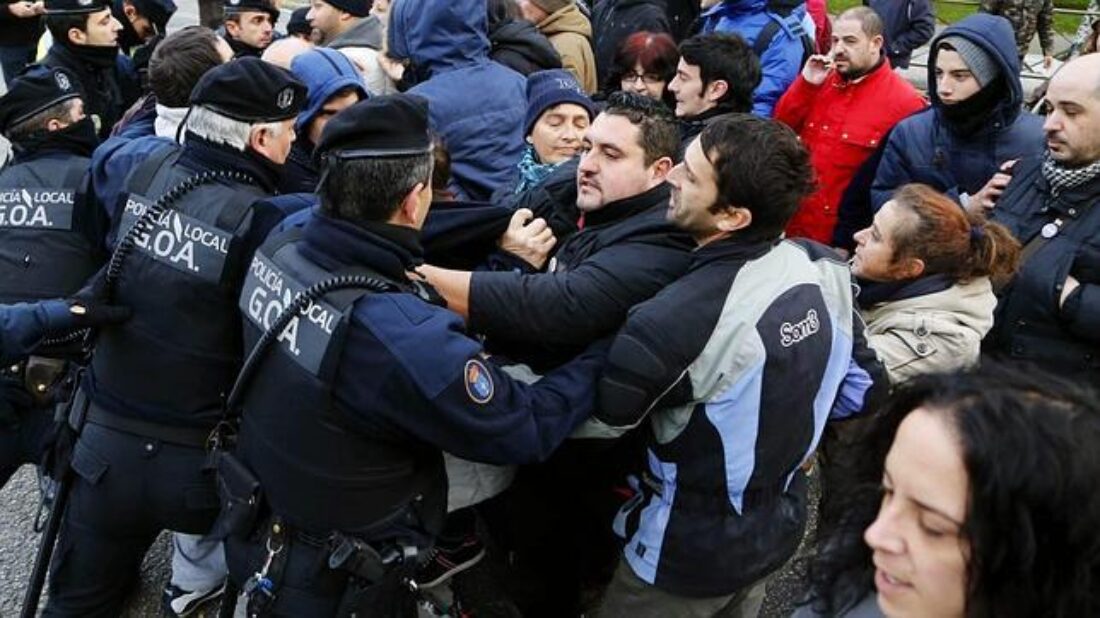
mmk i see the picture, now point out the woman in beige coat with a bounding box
[851,184,1020,383]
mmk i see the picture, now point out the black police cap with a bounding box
[45,0,110,14]
[223,0,278,20]
[316,94,433,161]
[190,57,307,123]
[0,66,82,134]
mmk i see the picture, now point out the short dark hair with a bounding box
[698,114,812,241]
[5,99,79,143]
[602,91,679,166]
[148,26,225,108]
[837,6,885,39]
[678,33,761,113]
[46,14,89,45]
[318,153,434,222]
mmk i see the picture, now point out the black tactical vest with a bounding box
[235,231,446,539]
[0,155,104,305]
[89,156,269,430]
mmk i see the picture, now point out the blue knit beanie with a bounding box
[290,49,368,135]
[524,70,595,136]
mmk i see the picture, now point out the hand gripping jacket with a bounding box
[0,155,104,306]
[88,158,271,430]
[235,230,446,541]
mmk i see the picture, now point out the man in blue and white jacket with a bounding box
[584,114,885,616]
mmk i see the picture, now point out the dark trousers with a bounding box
[0,44,35,86]
[43,423,220,617]
[0,406,55,486]
[226,530,417,617]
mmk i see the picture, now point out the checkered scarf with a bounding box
[1042,154,1100,196]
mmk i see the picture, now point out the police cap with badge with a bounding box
[43,0,110,14]
[315,93,433,163]
[0,66,82,137]
[223,0,279,22]
[190,56,307,123]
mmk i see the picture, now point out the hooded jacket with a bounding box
[538,3,598,93]
[591,0,670,86]
[325,15,393,95]
[388,0,527,202]
[700,0,810,117]
[871,14,1044,209]
[488,15,563,76]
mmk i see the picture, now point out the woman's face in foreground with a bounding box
[864,407,970,618]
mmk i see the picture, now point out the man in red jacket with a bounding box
[775,6,924,245]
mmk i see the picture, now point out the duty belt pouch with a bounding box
[207,451,263,542]
[334,561,418,618]
[24,357,68,408]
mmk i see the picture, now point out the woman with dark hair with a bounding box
[798,364,1100,617]
[603,31,678,108]
[851,184,1019,383]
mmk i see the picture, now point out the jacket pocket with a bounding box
[70,438,109,485]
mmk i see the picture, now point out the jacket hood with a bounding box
[327,14,384,50]
[703,0,768,19]
[388,0,490,77]
[539,3,593,37]
[490,20,562,70]
[927,14,1023,121]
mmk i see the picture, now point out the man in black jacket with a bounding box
[987,54,1100,376]
[419,92,692,617]
[669,32,759,147]
[42,0,129,138]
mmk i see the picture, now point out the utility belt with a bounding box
[66,391,214,449]
[238,513,421,617]
[3,356,75,408]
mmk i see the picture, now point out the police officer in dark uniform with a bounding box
[222,0,278,58]
[41,0,133,139]
[0,65,108,488]
[43,58,306,616]
[220,94,609,616]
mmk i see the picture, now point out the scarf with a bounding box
[56,38,120,70]
[154,104,189,141]
[513,144,560,194]
[1042,153,1100,197]
[11,117,100,161]
[939,76,1007,137]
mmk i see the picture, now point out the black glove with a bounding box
[1071,245,1100,285]
[66,273,131,330]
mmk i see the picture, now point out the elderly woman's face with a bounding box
[529,103,590,165]
[863,407,970,618]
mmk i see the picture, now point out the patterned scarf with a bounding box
[1042,153,1100,197]
[514,144,560,194]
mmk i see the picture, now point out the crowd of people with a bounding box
[0,0,1098,617]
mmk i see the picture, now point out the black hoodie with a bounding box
[488,16,562,76]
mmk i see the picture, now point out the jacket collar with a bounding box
[857,273,955,309]
[689,235,775,270]
[178,136,281,194]
[582,182,670,228]
[300,210,423,283]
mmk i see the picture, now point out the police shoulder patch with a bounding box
[463,359,494,405]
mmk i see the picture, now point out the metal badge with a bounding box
[1041,222,1060,238]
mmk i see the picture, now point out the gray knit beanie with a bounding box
[937,36,1000,87]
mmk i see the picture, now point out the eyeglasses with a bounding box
[621,72,664,86]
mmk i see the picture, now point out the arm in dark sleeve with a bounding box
[891,0,935,57]
[468,240,689,345]
[1037,0,1055,55]
[1060,283,1100,344]
[869,127,907,211]
[0,300,73,365]
[585,310,697,438]
[343,296,610,465]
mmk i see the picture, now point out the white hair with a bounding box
[185,105,285,151]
